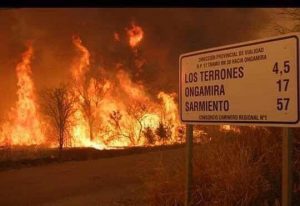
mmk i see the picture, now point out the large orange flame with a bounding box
[0,44,44,146]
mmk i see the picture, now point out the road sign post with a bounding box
[185,124,193,206]
[179,33,300,206]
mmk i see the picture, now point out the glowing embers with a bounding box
[126,22,144,48]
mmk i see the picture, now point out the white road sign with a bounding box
[179,33,300,127]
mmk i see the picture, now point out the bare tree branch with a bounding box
[40,84,76,152]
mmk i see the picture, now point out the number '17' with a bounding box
[276,79,289,92]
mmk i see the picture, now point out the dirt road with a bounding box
[0,147,183,206]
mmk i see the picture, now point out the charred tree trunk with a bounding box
[59,127,64,157]
[137,120,143,144]
[89,119,94,141]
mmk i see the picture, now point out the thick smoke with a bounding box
[0,8,271,116]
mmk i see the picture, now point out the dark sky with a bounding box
[0,8,274,116]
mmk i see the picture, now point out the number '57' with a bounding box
[277,98,290,111]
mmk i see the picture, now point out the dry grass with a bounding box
[0,144,184,171]
[142,152,185,206]
[0,145,57,161]
[143,127,299,206]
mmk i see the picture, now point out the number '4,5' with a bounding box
[273,61,290,74]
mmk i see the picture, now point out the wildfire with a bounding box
[0,26,183,150]
[126,22,144,48]
[0,43,44,146]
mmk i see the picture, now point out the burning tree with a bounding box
[77,78,110,141]
[127,100,149,145]
[106,110,123,144]
[109,110,122,131]
[40,85,76,152]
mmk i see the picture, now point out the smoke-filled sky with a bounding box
[0,8,295,116]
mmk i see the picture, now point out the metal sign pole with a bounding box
[185,124,193,206]
[282,128,293,206]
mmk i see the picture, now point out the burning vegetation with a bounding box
[0,23,182,150]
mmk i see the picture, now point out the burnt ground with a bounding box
[0,145,185,206]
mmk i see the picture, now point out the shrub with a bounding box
[144,127,156,145]
[155,122,172,143]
